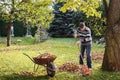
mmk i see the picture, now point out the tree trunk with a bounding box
[5,0,15,46]
[102,0,120,71]
[6,22,12,46]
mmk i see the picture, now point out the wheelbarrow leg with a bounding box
[34,64,39,72]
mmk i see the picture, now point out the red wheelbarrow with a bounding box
[22,53,56,77]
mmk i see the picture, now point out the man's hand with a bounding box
[73,30,77,38]
[76,40,80,45]
[74,33,77,38]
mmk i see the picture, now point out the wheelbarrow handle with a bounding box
[22,53,35,63]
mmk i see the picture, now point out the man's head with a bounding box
[79,23,86,31]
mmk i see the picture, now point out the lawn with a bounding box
[0,37,120,80]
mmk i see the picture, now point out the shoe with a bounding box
[88,68,92,75]
[81,65,89,76]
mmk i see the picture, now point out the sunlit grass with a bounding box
[0,37,119,80]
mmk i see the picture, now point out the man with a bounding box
[74,22,92,75]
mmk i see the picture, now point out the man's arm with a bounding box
[86,28,91,36]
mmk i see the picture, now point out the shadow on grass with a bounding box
[1,71,120,80]
[0,74,49,80]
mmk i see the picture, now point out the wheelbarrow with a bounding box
[22,53,56,77]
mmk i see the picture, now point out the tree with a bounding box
[59,0,120,71]
[0,0,54,46]
[49,0,105,38]
[0,0,17,46]
[17,0,54,28]
[48,2,74,37]
[58,0,104,37]
[102,0,120,71]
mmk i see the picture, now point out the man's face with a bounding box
[80,26,86,31]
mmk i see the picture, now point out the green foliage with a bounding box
[57,0,105,37]
[34,27,48,43]
[48,1,105,38]
[0,0,54,28]
[59,0,102,18]
[0,20,37,37]
[16,0,54,28]
[72,10,106,37]
[0,0,21,22]
[13,21,26,36]
[0,20,7,36]
[48,2,74,37]
[80,0,101,18]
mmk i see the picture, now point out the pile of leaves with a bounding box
[81,52,103,63]
[33,53,57,65]
[92,52,103,63]
[59,62,83,75]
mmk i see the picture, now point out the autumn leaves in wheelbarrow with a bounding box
[20,52,103,77]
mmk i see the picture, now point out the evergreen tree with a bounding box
[48,1,105,38]
[48,2,74,37]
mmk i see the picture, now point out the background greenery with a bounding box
[0,0,105,38]
[0,20,37,37]
[48,1,105,38]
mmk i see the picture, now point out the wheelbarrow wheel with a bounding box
[46,62,56,77]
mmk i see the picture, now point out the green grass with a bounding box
[0,37,120,80]
[0,37,35,45]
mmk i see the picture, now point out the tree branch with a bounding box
[103,0,108,18]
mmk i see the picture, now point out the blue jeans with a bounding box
[79,44,92,68]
